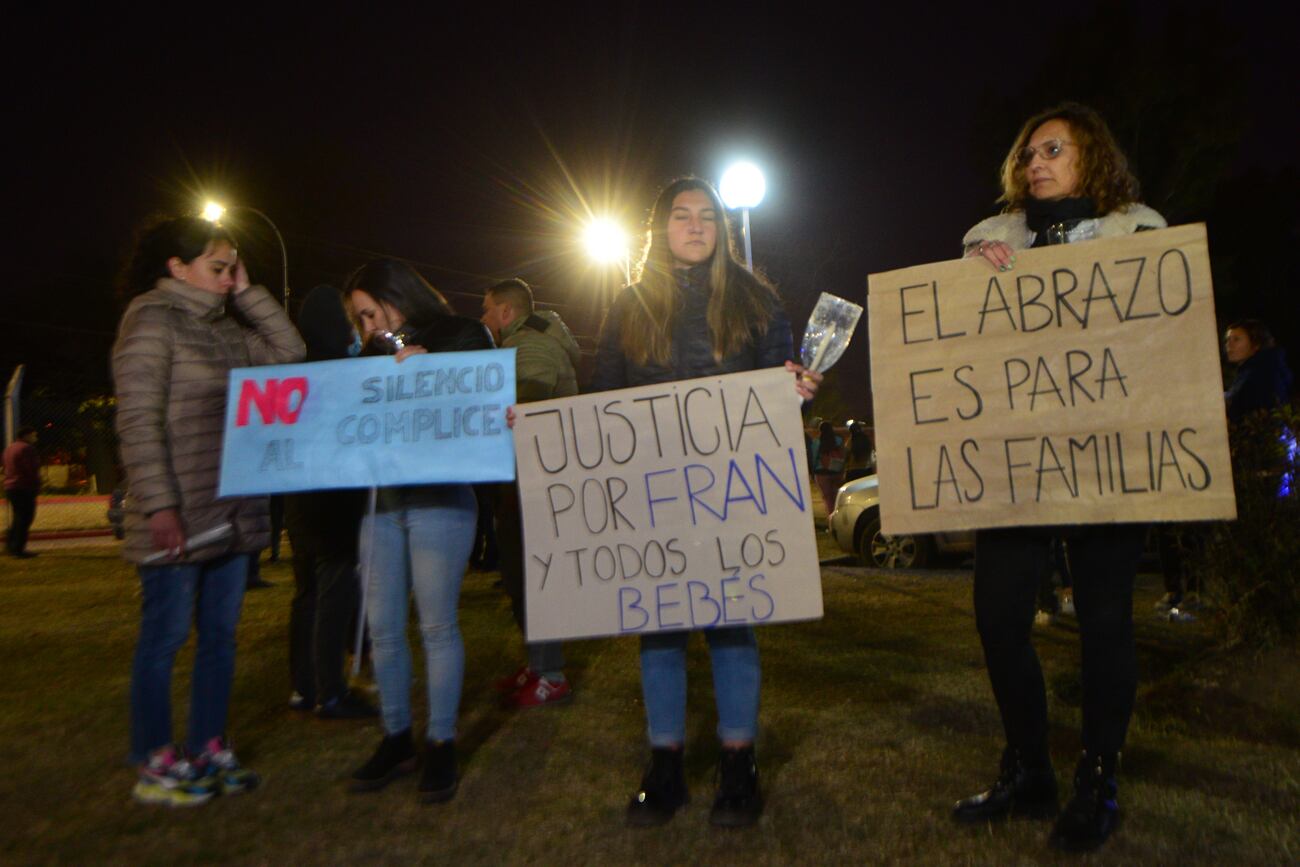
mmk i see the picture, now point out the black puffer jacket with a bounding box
[590,264,793,391]
[372,314,496,511]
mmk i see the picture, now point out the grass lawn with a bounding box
[2,543,1297,865]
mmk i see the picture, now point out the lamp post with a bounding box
[719,162,767,271]
[202,201,290,311]
[584,218,631,286]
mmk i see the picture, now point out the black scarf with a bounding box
[1024,197,1097,247]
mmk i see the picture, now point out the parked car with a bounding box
[827,474,974,569]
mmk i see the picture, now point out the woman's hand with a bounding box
[506,405,517,430]
[233,259,251,294]
[786,360,823,403]
[395,344,428,362]
[148,509,186,559]
[967,240,1016,272]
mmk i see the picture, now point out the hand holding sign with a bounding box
[515,367,823,643]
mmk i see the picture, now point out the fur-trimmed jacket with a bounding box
[961,203,1167,253]
[112,280,305,564]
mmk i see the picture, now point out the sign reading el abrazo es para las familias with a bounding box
[868,224,1236,535]
[514,367,823,642]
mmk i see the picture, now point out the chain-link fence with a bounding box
[4,366,119,540]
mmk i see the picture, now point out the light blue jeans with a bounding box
[361,487,477,743]
[640,626,760,747]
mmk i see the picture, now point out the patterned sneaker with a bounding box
[510,676,572,709]
[196,738,261,795]
[133,746,218,807]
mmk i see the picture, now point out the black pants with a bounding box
[5,489,36,554]
[974,524,1145,758]
[289,537,359,704]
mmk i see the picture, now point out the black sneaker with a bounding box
[627,748,688,827]
[953,747,1058,823]
[419,740,458,804]
[316,690,379,720]
[349,730,417,793]
[709,746,763,828]
[1049,752,1121,852]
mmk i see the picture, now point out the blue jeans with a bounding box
[640,626,761,747]
[129,553,248,763]
[361,488,476,742]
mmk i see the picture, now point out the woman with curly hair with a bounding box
[951,103,1165,853]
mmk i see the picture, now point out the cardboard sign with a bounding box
[515,367,822,642]
[218,350,516,496]
[868,224,1235,534]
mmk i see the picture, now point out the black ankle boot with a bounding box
[953,746,1058,822]
[627,747,688,827]
[419,740,458,804]
[1050,752,1120,852]
[349,729,417,792]
[710,746,763,828]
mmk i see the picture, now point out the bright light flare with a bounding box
[583,218,628,263]
[720,162,766,209]
[201,201,226,222]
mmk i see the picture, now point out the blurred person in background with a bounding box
[4,425,40,558]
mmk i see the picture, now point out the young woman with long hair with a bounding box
[340,259,494,804]
[590,177,820,828]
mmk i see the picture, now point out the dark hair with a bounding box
[818,421,838,455]
[123,216,235,298]
[999,102,1141,214]
[849,423,873,460]
[16,425,36,439]
[487,278,534,316]
[1227,319,1275,351]
[621,176,777,366]
[341,259,453,328]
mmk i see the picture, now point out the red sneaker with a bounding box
[510,676,573,709]
[494,665,537,694]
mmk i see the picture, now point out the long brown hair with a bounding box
[619,177,777,367]
[998,102,1141,214]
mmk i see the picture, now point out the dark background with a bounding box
[8,2,1298,422]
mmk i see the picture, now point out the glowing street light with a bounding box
[584,218,631,285]
[201,201,226,222]
[201,199,290,310]
[720,161,767,271]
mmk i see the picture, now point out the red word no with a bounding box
[236,377,309,427]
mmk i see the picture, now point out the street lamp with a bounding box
[202,200,290,311]
[719,161,766,271]
[584,217,631,286]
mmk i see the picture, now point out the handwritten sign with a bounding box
[868,224,1235,534]
[515,367,822,642]
[218,350,516,496]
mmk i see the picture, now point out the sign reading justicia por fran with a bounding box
[514,367,823,643]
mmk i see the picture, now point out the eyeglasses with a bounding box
[1015,139,1075,166]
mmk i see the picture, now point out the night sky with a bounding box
[10,2,1298,421]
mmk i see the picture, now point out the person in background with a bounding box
[1223,319,1292,424]
[480,277,581,708]
[953,103,1166,852]
[590,176,820,829]
[114,216,305,806]
[285,285,376,720]
[342,259,492,804]
[844,421,874,482]
[4,426,40,558]
[812,420,846,516]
